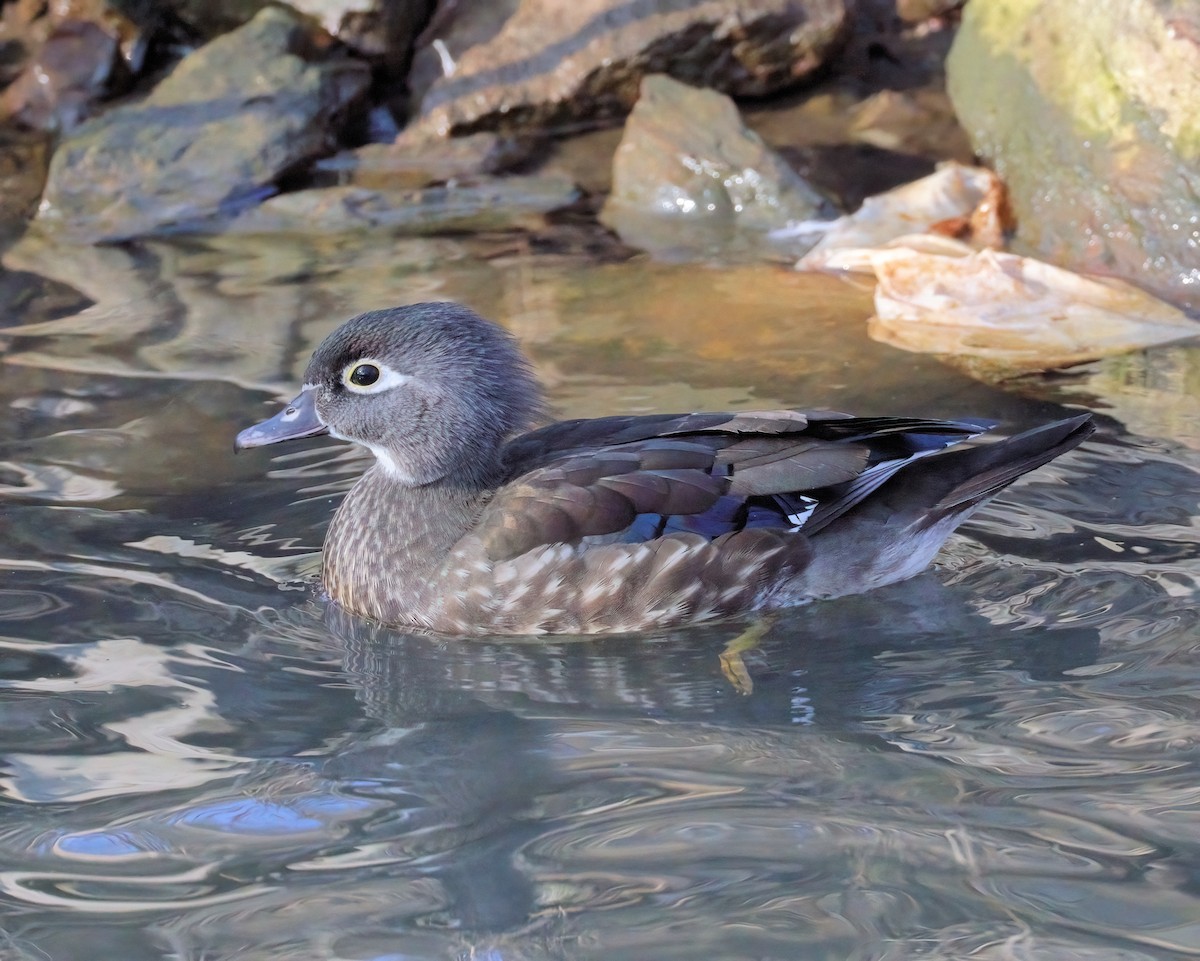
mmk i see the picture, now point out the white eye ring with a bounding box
[341,359,411,394]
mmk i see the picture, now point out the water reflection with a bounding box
[1,231,1199,959]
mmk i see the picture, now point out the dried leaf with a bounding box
[797,162,1010,272]
[868,248,1198,371]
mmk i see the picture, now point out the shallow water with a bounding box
[2,231,1200,960]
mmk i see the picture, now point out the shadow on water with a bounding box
[1,231,1200,959]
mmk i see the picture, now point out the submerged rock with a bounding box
[415,0,851,135]
[947,0,1200,311]
[223,174,580,234]
[36,7,369,242]
[317,130,536,190]
[601,74,833,261]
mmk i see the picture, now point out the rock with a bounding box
[407,0,520,108]
[35,7,370,242]
[0,0,46,91]
[289,0,435,66]
[846,90,972,158]
[0,0,150,133]
[316,130,536,190]
[947,0,1200,311]
[0,128,50,235]
[151,0,273,39]
[414,0,852,135]
[895,0,962,23]
[0,19,128,132]
[222,174,580,234]
[600,74,833,261]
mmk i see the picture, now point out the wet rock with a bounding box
[151,0,273,39]
[0,0,152,133]
[35,7,370,243]
[289,0,435,67]
[0,18,128,132]
[415,0,852,135]
[407,0,519,109]
[741,85,969,211]
[895,0,963,23]
[317,131,536,190]
[600,74,834,261]
[0,128,50,237]
[845,89,972,158]
[223,174,580,235]
[947,0,1200,311]
[0,0,45,91]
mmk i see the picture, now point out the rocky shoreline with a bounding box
[0,0,1197,358]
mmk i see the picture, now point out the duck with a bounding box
[235,302,1093,636]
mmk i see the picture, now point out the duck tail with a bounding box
[929,413,1094,514]
[792,413,1093,602]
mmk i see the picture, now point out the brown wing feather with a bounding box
[482,409,990,565]
[481,441,729,562]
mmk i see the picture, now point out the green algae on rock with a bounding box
[947,0,1200,311]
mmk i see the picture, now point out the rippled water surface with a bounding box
[2,230,1200,960]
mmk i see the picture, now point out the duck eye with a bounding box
[348,363,380,387]
[341,359,410,393]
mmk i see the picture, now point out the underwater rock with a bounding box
[223,174,580,234]
[601,74,834,261]
[36,6,369,242]
[414,0,851,135]
[318,130,536,191]
[947,0,1200,311]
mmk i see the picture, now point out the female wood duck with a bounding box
[236,303,1093,636]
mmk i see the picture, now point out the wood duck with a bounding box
[236,302,1093,635]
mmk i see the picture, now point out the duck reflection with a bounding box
[302,574,1102,941]
[324,571,1101,731]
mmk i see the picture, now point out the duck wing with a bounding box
[480,411,987,562]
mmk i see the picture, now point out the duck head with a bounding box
[235,303,544,486]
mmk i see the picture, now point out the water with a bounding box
[2,229,1200,960]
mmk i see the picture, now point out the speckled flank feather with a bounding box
[241,303,1095,636]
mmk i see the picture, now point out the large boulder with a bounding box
[947,0,1200,311]
[414,0,852,135]
[601,74,833,260]
[35,6,369,242]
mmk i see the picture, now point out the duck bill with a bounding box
[235,388,328,450]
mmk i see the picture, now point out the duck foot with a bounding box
[719,616,774,696]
